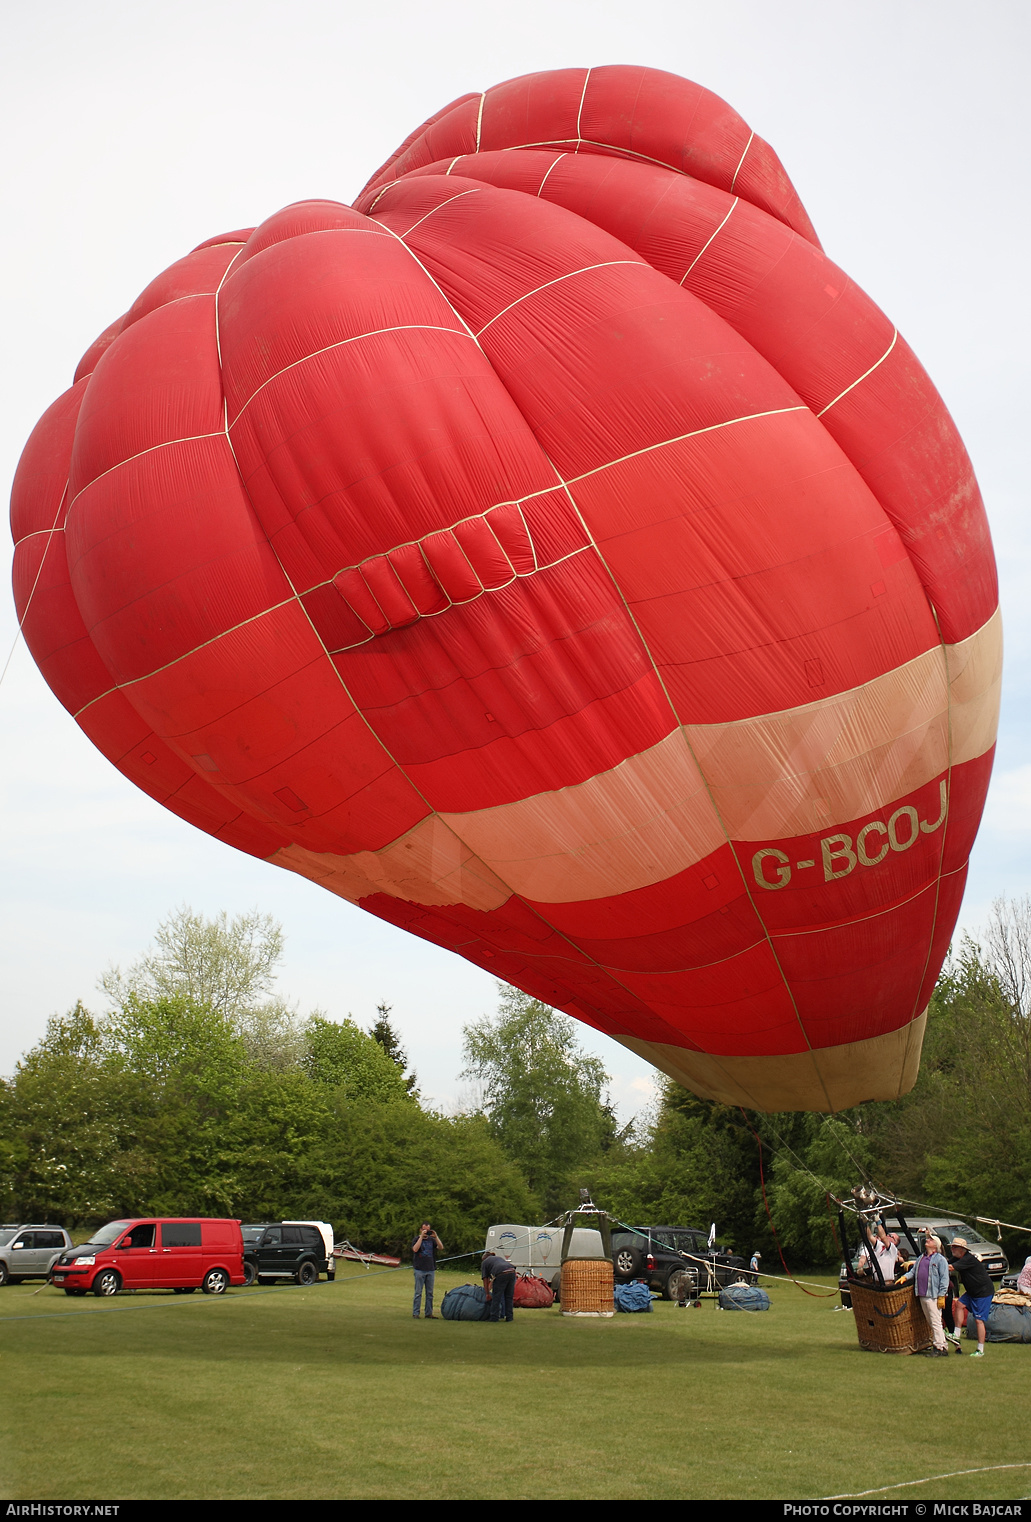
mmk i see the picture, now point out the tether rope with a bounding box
[825,1463,1031,1499]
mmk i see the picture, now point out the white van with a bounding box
[484,1222,606,1295]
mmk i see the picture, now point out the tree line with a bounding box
[2,902,1029,1265]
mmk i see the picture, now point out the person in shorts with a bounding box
[948,1236,993,1357]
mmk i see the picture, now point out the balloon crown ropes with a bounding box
[11,67,999,1113]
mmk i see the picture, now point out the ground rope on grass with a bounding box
[826,1462,1031,1498]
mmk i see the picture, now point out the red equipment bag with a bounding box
[512,1273,555,1308]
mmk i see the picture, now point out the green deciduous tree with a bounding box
[460,986,616,1213]
[586,1085,766,1253]
[302,1013,416,1104]
[308,1102,538,1253]
[101,906,303,1070]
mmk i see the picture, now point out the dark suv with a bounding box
[242,1223,329,1286]
[612,1226,753,1299]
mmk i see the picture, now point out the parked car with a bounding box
[613,1226,753,1299]
[286,1221,334,1279]
[0,1225,74,1284]
[878,1215,1008,1280]
[49,1218,245,1296]
[241,1222,330,1286]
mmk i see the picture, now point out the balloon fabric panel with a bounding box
[10,66,1000,1111]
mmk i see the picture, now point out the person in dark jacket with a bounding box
[948,1237,993,1357]
[411,1222,443,1319]
[481,1250,518,1323]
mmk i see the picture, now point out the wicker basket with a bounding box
[561,1258,615,1317]
[849,1278,931,1354]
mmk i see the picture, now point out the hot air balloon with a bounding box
[10,66,999,1112]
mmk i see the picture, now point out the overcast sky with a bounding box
[1,0,1028,1118]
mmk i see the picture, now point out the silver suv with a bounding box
[0,1225,74,1283]
[880,1216,1008,1280]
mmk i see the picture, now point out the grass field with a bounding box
[2,1267,1028,1500]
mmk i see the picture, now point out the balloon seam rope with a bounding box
[816,328,898,417]
[565,405,807,483]
[227,324,476,427]
[533,446,827,1106]
[475,91,486,151]
[729,132,754,192]
[536,154,567,196]
[475,261,648,337]
[70,594,302,716]
[679,199,738,286]
[64,432,225,511]
[575,68,592,149]
[1,479,70,695]
[366,183,394,214]
[372,219,482,347]
[11,525,65,548]
[397,187,484,241]
[444,157,462,176]
[774,867,961,943]
[499,138,699,176]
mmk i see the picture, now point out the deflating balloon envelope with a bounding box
[10,66,1000,1111]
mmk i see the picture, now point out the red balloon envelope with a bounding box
[11,67,999,1111]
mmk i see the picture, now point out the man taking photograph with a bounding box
[412,1222,443,1320]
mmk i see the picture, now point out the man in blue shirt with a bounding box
[411,1222,443,1319]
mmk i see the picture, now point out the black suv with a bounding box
[612,1226,754,1299]
[242,1223,329,1286]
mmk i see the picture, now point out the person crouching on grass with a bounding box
[481,1250,518,1323]
[948,1237,993,1357]
[412,1222,443,1319]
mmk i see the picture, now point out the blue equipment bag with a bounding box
[441,1283,490,1321]
[614,1281,653,1312]
[718,1283,771,1311]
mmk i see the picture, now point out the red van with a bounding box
[49,1218,245,1297]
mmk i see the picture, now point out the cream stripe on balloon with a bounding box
[267,609,1000,910]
